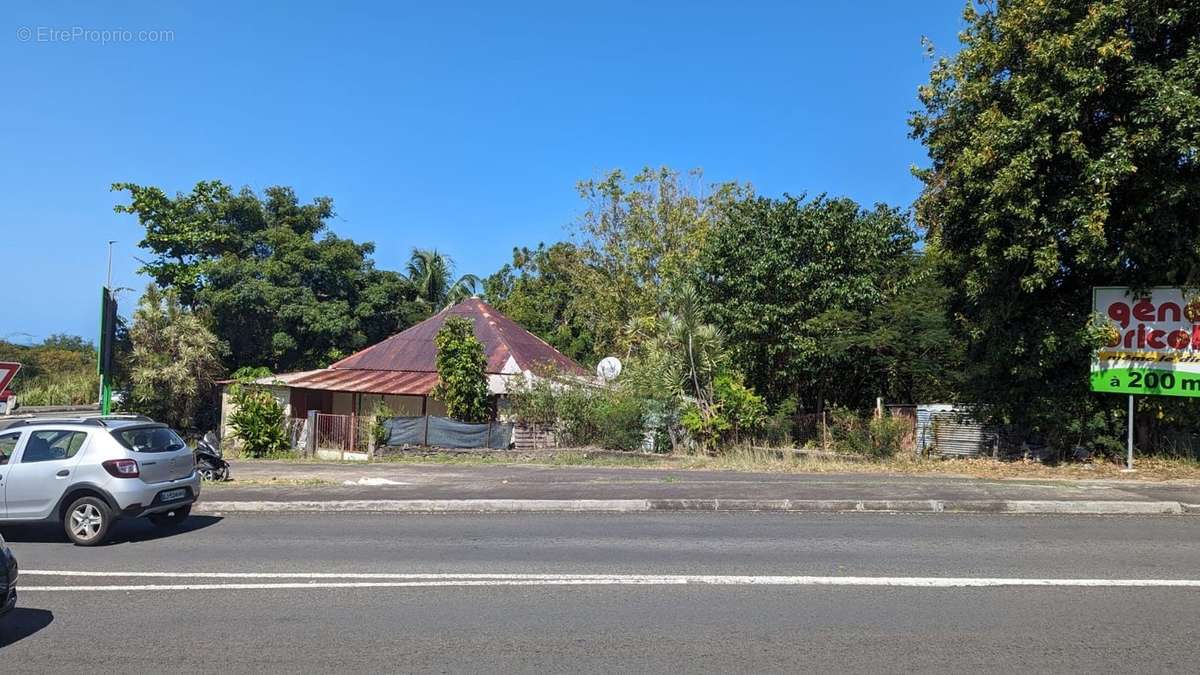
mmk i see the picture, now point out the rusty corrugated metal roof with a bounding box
[286,369,441,396]
[330,297,587,376]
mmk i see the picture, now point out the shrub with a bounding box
[229,384,288,457]
[868,414,910,458]
[759,397,799,447]
[555,385,603,446]
[432,316,489,423]
[506,375,649,451]
[680,402,728,450]
[369,400,393,447]
[594,389,647,451]
[712,375,766,442]
[830,407,909,458]
[680,375,768,451]
[505,376,558,427]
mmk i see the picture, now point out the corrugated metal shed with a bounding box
[916,404,996,457]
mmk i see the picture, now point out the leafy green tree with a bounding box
[808,255,963,405]
[909,0,1200,443]
[699,194,917,409]
[406,248,481,310]
[571,167,746,358]
[483,242,596,363]
[128,285,223,430]
[113,181,426,371]
[432,316,490,422]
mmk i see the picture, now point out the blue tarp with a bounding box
[383,416,512,449]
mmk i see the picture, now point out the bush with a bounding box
[369,400,393,447]
[506,375,649,451]
[868,414,910,458]
[505,376,559,427]
[229,384,288,457]
[830,407,909,458]
[594,390,647,451]
[759,397,799,447]
[680,375,768,451]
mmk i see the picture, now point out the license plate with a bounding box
[160,488,187,502]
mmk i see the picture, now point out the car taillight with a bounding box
[103,458,140,478]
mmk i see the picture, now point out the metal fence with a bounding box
[311,413,372,459]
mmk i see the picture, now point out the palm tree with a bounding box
[406,248,481,310]
[654,284,726,408]
[624,283,727,408]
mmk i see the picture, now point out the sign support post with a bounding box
[1126,394,1134,471]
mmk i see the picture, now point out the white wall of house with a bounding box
[218,384,291,443]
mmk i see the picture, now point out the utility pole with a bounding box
[106,240,115,290]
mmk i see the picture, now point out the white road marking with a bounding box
[18,570,1200,591]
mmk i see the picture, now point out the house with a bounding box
[219,298,588,434]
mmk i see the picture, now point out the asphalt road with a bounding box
[3,512,1200,673]
[215,461,1200,503]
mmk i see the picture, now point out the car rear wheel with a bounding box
[64,496,112,546]
[149,505,191,528]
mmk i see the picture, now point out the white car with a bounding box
[0,415,201,545]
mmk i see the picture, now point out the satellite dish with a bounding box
[596,356,623,381]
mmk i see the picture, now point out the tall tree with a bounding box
[909,0,1200,443]
[483,242,596,363]
[113,181,425,371]
[128,284,223,430]
[406,248,481,310]
[699,194,919,409]
[571,167,746,358]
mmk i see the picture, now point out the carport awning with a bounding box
[285,369,440,396]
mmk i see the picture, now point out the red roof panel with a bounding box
[331,298,587,376]
[287,369,441,396]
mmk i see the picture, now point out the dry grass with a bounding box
[667,447,1200,481]
[235,446,1200,482]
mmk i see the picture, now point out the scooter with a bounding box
[195,431,230,481]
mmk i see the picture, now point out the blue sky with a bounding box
[1,1,965,342]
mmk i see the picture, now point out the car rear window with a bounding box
[112,426,188,453]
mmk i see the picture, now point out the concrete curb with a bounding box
[194,498,1197,516]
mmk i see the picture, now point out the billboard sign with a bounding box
[1091,287,1200,397]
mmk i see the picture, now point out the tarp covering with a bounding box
[383,415,512,449]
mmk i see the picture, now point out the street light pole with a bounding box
[106,240,115,290]
[98,241,117,413]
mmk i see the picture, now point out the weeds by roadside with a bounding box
[228,446,1200,482]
